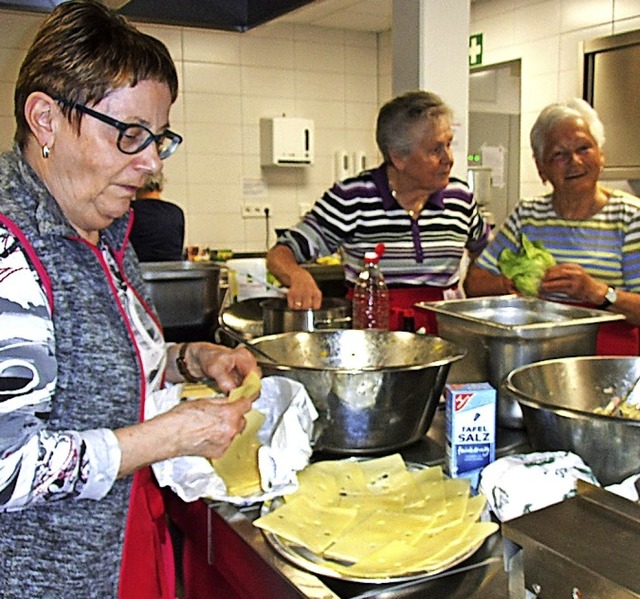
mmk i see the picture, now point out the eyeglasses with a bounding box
[54,97,182,160]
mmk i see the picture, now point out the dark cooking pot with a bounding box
[260,297,351,334]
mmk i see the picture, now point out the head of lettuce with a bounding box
[498,234,556,297]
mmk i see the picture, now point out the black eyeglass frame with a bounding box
[53,96,183,160]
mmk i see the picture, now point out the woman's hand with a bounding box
[463,263,518,297]
[265,244,323,309]
[286,268,323,310]
[539,263,607,305]
[166,342,259,393]
[114,392,255,477]
[115,343,262,477]
[157,394,255,459]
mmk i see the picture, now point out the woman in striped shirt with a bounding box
[465,98,640,354]
[267,90,491,331]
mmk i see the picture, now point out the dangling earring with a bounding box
[41,144,50,159]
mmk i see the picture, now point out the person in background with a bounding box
[0,2,260,598]
[266,90,491,331]
[130,169,185,261]
[464,98,640,354]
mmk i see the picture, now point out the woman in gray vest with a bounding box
[0,1,260,597]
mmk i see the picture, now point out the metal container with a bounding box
[250,330,465,454]
[503,480,640,598]
[260,297,351,334]
[416,295,625,428]
[141,261,222,340]
[503,356,640,485]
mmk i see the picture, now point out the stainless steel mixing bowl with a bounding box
[502,356,640,485]
[250,330,466,454]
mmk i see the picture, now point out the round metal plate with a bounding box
[259,460,486,584]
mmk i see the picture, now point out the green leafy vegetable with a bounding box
[498,234,556,296]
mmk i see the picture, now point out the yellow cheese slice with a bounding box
[417,521,499,570]
[324,509,433,562]
[337,490,405,511]
[182,382,223,399]
[184,373,263,498]
[445,476,471,501]
[426,491,486,532]
[210,408,266,496]
[228,371,261,403]
[340,518,496,578]
[254,495,357,554]
[286,466,340,506]
[405,478,447,518]
[359,453,407,493]
[462,494,488,522]
[182,371,261,403]
[311,459,366,495]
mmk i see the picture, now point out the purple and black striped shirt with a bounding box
[276,163,491,288]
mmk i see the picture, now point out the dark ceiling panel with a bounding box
[119,0,315,32]
[0,0,316,31]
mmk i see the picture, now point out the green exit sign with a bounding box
[469,33,483,67]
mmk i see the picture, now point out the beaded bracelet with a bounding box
[176,342,201,383]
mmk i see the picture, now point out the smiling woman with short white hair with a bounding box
[464,98,640,355]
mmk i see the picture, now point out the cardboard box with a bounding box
[445,382,496,489]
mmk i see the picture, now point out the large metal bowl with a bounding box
[503,356,640,485]
[251,330,465,454]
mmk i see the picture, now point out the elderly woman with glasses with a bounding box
[464,98,640,355]
[0,2,259,598]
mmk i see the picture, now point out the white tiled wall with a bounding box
[0,1,639,250]
[0,10,380,252]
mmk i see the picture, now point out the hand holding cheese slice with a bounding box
[183,371,265,497]
[181,370,261,403]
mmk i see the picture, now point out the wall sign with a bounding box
[469,33,483,67]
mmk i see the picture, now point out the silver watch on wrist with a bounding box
[597,286,617,309]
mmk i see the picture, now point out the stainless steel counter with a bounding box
[207,407,528,599]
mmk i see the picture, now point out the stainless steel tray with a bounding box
[416,295,624,338]
[415,295,626,428]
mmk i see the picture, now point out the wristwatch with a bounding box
[176,342,202,383]
[597,286,617,309]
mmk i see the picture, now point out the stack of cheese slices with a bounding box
[254,453,498,578]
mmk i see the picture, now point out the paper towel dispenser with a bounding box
[260,117,314,167]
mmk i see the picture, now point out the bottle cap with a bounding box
[364,251,379,264]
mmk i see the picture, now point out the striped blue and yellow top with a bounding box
[475,190,640,295]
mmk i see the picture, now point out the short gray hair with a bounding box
[530,98,605,163]
[376,90,453,163]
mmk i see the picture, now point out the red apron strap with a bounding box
[119,467,175,599]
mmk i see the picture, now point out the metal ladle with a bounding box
[220,325,278,363]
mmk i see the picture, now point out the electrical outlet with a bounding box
[241,203,272,219]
